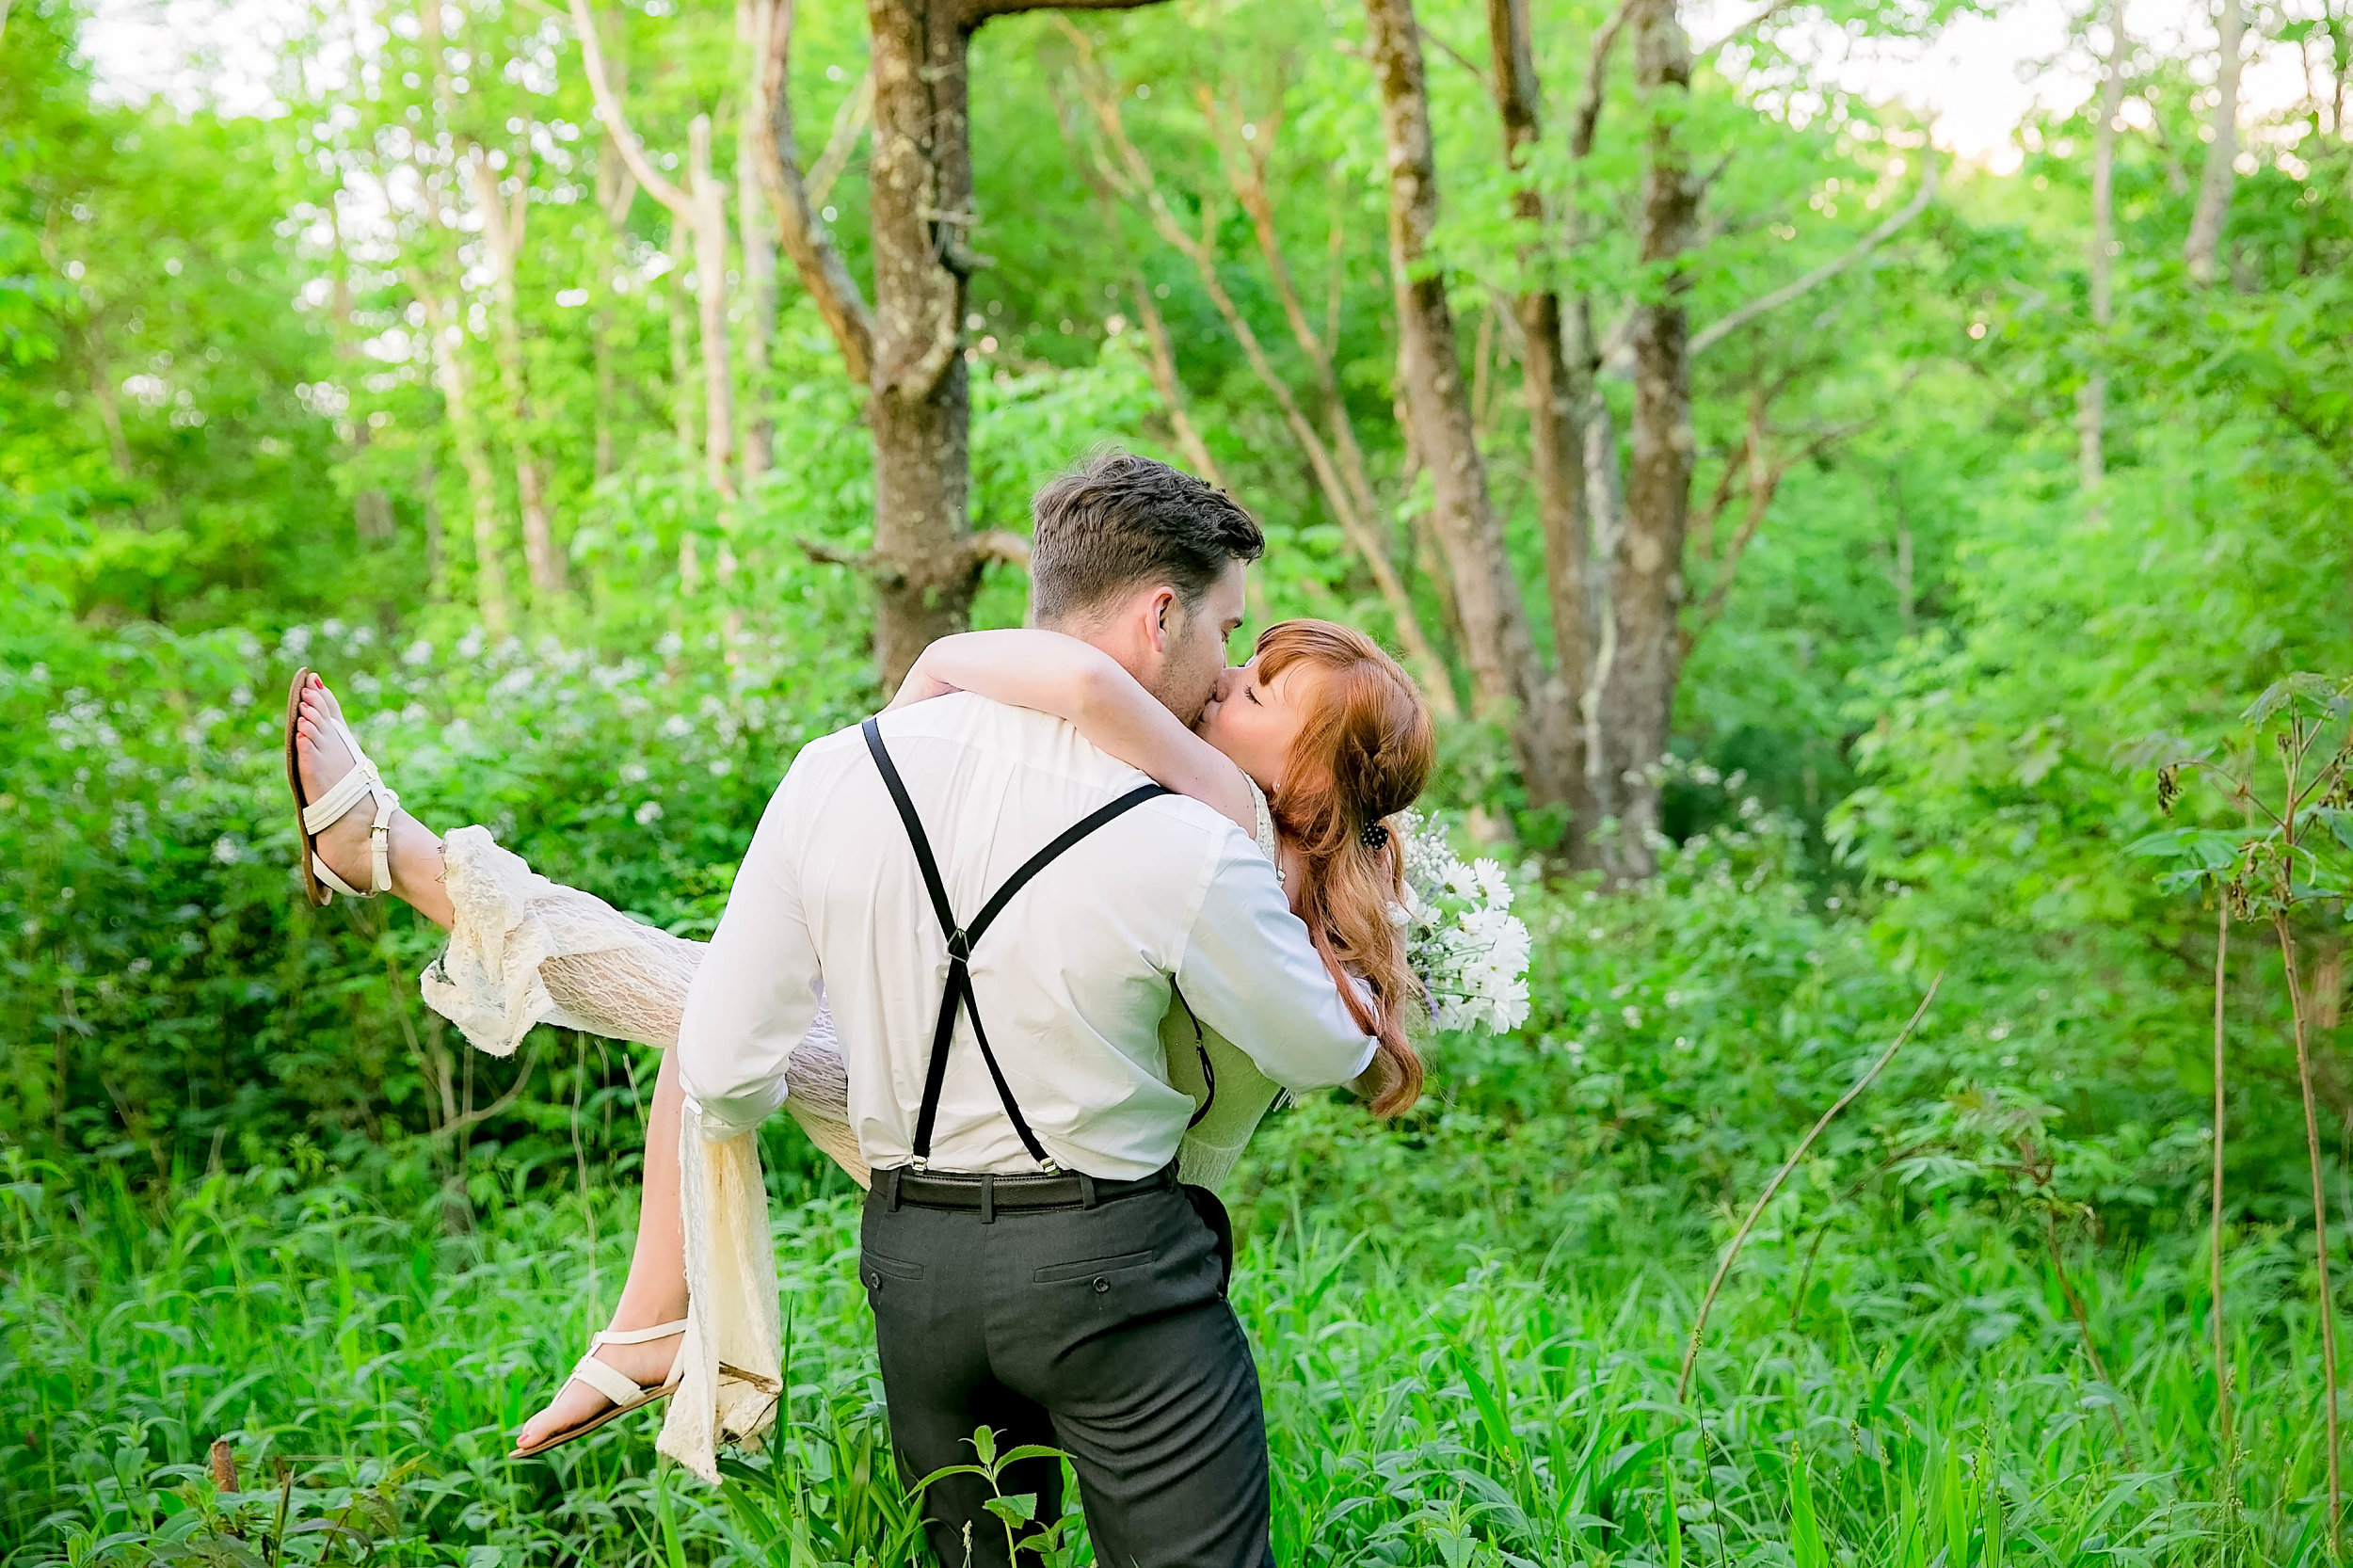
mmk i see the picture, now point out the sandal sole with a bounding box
[509,1381,680,1461]
[283,668,332,908]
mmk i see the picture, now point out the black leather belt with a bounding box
[881,1160,1177,1221]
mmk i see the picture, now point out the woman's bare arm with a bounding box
[888,630,1258,834]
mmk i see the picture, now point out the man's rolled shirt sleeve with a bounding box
[677,766,824,1141]
[1175,831,1377,1092]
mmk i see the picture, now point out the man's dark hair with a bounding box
[1028,449,1264,627]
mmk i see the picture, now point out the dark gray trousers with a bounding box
[859,1176,1274,1568]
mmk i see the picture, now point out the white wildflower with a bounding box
[1396,808,1532,1035]
[634,800,664,825]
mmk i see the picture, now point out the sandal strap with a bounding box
[589,1319,690,1348]
[563,1351,648,1410]
[300,714,398,896]
[313,853,371,899]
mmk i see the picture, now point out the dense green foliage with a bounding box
[7,0,2353,1560]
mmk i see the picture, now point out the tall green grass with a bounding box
[3,1098,2332,1566]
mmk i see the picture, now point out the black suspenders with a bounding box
[861,718,1170,1174]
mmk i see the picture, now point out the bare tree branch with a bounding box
[806,69,872,210]
[1195,83,1383,526]
[1570,0,1634,159]
[1683,384,1881,657]
[969,530,1032,567]
[798,537,876,571]
[1419,23,1492,88]
[1692,0,1801,57]
[746,0,874,384]
[1046,71,1228,484]
[568,0,690,216]
[960,0,1165,21]
[1689,152,1939,358]
[1062,30,1458,712]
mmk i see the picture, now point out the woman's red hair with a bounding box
[1255,620,1436,1117]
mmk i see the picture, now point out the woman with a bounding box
[285,620,1435,1461]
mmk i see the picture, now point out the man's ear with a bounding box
[1144,586,1180,654]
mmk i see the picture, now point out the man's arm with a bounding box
[676,761,824,1140]
[1174,831,1377,1092]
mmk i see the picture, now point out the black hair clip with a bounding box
[1359,820,1390,851]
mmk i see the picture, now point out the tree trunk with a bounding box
[2184,0,2245,284]
[412,0,510,634]
[1489,0,1596,846]
[325,200,394,542]
[2079,2,2127,499]
[1362,0,1549,739]
[420,459,446,597]
[468,152,567,598]
[735,0,777,482]
[1595,0,1698,881]
[864,0,1000,688]
[422,294,513,637]
[593,131,628,482]
[664,213,699,460]
[686,116,737,504]
[737,136,777,480]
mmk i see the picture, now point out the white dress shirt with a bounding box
[677,693,1377,1179]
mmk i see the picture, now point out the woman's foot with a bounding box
[512,1318,685,1453]
[293,676,383,895]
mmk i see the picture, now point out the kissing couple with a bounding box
[285,451,1440,1564]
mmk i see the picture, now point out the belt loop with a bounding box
[980,1174,996,1225]
[1078,1172,1098,1209]
[886,1166,904,1212]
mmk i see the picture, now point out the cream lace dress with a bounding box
[420,780,1289,1481]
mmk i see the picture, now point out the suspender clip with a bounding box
[946,928,972,962]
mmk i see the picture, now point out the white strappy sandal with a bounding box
[283,668,399,906]
[509,1319,692,1459]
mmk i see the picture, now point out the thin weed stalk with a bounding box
[2281,907,2340,1558]
[2042,1205,2133,1464]
[2212,901,2233,1483]
[1677,975,1941,1403]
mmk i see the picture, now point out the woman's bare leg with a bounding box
[296,674,691,1449]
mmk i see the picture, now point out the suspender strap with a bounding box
[1171,982,1217,1129]
[860,718,1170,1172]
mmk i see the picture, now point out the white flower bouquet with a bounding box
[1393,809,1532,1034]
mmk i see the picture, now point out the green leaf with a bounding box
[2244,673,2338,726]
[1787,1456,1830,1568]
[983,1493,1037,1528]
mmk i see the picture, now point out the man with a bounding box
[676,451,1377,1565]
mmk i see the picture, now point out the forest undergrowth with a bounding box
[3,1097,2341,1566]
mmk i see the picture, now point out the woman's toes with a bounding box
[295,696,374,888]
[515,1380,613,1453]
[510,1332,679,1453]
